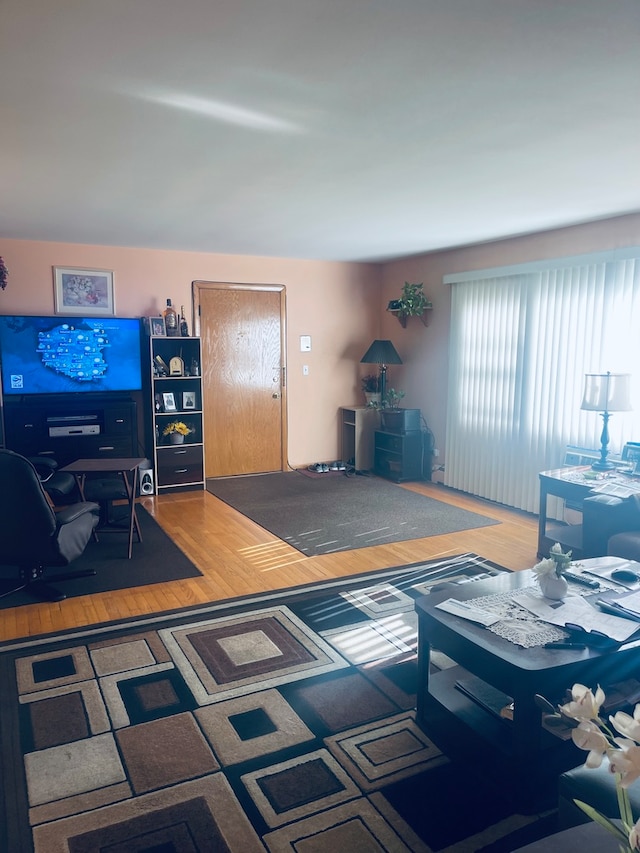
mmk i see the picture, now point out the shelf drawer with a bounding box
[375,431,405,453]
[156,445,203,486]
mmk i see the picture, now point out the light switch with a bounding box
[300,335,311,352]
[303,365,309,375]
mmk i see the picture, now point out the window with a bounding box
[444,250,640,513]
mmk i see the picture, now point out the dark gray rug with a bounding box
[0,505,202,608]
[206,472,499,555]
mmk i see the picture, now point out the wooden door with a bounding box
[194,282,286,477]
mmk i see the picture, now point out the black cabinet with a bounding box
[3,398,138,467]
[374,429,423,482]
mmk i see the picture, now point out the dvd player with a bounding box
[49,424,101,437]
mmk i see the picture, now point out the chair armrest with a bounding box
[55,502,100,526]
[28,456,58,482]
[582,494,640,556]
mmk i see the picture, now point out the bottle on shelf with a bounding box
[164,299,178,336]
[180,305,189,337]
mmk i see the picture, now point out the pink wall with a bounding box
[0,238,383,467]
[2,213,638,473]
[381,212,640,473]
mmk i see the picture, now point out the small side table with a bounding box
[61,458,145,559]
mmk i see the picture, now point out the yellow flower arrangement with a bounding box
[162,421,192,437]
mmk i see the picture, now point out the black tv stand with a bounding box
[3,395,138,468]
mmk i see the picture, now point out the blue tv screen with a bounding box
[0,315,143,396]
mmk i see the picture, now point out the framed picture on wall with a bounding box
[162,392,177,412]
[53,266,115,315]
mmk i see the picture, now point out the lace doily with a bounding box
[464,586,567,647]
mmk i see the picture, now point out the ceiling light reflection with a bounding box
[148,92,304,133]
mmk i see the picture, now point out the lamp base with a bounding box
[591,459,615,471]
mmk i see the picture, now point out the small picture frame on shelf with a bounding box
[149,316,166,337]
[162,392,177,412]
[183,391,196,410]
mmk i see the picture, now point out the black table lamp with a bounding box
[581,371,632,470]
[360,339,402,403]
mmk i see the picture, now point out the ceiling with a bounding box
[1,0,639,263]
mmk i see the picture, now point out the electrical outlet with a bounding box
[303,365,309,375]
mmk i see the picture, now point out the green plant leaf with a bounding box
[573,800,629,844]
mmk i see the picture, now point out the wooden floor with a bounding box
[0,479,539,644]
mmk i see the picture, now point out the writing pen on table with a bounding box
[544,642,586,650]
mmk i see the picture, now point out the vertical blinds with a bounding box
[444,250,640,514]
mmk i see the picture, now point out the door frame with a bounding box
[192,280,288,473]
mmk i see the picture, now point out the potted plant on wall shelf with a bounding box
[361,374,381,406]
[387,282,432,327]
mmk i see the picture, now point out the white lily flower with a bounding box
[550,684,640,847]
[571,721,608,766]
[629,817,640,850]
[560,684,605,722]
[611,707,640,742]
[532,557,556,578]
[608,744,640,788]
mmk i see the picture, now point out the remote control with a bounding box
[563,571,600,589]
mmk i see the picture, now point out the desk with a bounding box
[538,467,640,559]
[538,467,593,558]
[415,569,640,812]
[61,458,145,559]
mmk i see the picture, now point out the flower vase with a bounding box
[538,573,569,600]
[169,433,185,445]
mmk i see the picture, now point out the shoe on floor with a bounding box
[321,463,329,472]
[329,461,339,471]
[309,463,325,473]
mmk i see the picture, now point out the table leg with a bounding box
[121,469,143,559]
[74,474,100,543]
[538,480,549,558]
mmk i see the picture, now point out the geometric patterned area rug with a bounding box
[0,553,556,853]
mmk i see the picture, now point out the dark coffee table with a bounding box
[415,570,640,813]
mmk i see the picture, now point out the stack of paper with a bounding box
[512,590,640,643]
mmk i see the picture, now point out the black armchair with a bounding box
[581,492,640,558]
[28,455,80,505]
[604,493,640,560]
[0,450,100,602]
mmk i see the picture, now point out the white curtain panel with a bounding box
[444,250,640,515]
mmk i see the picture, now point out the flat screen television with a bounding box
[0,315,143,396]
